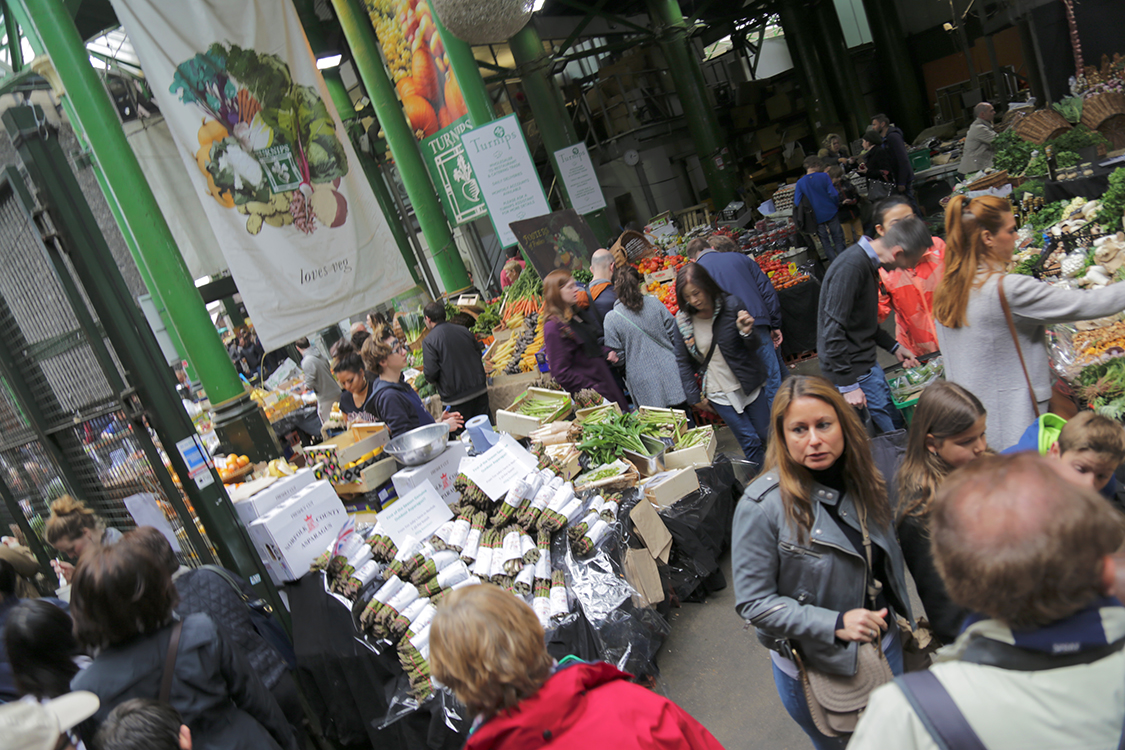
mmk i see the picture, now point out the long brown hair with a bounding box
[897,381,988,520]
[613,265,645,313]
[933,195,1012,328]
[542,269,573,323]
[763,375,890,539]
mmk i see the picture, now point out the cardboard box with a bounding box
[664,430,718,471]
[231,469,317,526]
[390,441,469,507]
[247,481,348,584]
[642,468,700,510]
[331,455,398,495]
[496,388,572,438]
[731,105,756,130]
[575,401,621,423]
[757,125,781,151]
[304,429,390,483]
[765,93,792,120]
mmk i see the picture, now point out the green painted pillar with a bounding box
[331,0,471,292]
[430,8,495,127]
[778,0,842,142]
[815,0,867,142]
[4,1,22,72]
[15,0,247,408]
[508,24,614,245]
[322,69,356,121]
[644,0,739,210]
[860,0,927,139]
[222,296,244,329]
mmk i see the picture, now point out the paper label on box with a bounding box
[123,493,181,553]
[379,481,454,548]
[460,433,539,501]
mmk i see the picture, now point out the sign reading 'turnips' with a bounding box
[459,114,550,248]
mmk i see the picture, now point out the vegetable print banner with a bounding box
[364,0,487,224]
[108,0,414,350]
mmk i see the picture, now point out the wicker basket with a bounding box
[1014,109,1073,144]
[1081,92,1125,130]
[966,170,1011,191]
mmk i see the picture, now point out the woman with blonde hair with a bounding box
[895,381,988,643]
[934,195,1125,449]
[429,583,723,749]
[541,269,626,406]
[45,496,122,583]
[733,375,912,749]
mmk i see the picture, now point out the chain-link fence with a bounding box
[0,145,214,577]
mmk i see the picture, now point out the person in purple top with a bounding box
[541,269,627,408]
[793,156,845,261]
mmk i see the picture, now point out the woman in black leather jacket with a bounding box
[732,375,912,750]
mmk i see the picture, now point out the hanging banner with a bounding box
[553,143,606,215]
[363,0,486,225]
[509,209,597,279]
[460,114,551,248]
[107,0,414,350]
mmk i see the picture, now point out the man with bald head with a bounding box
[852,453,1125,749]
[587,248,617,326]
[958,101,997,174]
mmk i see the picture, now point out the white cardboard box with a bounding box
[391,442,469,507]
[247,480,347,584]
[231,470,317,526]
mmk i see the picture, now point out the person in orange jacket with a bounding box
[875,196,946,356]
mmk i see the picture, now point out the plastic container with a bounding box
[623,435,668,477]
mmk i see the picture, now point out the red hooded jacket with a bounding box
[466,662,724,750]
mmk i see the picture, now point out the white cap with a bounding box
[0,691,100,750]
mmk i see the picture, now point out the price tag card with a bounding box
[460,433,539,501]
[378,480,454,548]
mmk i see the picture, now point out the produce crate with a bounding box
[890,390,921,426]
[496,388,573,437]
[304,428,389,484]
[642,468,700,510]
[575,401,621,423]
[908,149,932,172]
[637,406,688,443]
[330,455,397,495]
[772,184,796,213]
[665,427,717,470]
[643,268,676,287]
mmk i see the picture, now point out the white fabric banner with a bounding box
[108,0,413,349]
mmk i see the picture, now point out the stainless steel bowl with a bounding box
[623,434,667,477]
[384,423,450,466]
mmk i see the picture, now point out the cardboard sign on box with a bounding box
[391,442,468,507]
[230,470,317,526]
[247,480,347,584]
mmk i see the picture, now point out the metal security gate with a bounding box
[0,125,215,580]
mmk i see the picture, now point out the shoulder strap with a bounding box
[160,619,183,704]
[896,670,987,750]
[202,564,250,603]
[619,310,675,353]
[997,276,1041,418]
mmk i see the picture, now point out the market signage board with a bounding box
[420,116,488,224]
[460,433,539,501]
[378,479,454,548]
[107,0,415,350]
[552,142,606,215]
[510,209,599,279]
[460,114,551,248]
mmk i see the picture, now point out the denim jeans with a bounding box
[756,327,783,409]
[856,363,904,433]
[816,216,846,261]
[710,390,771,468]
[771,628,904,750]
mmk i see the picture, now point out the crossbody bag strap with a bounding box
[620,311,675,353]
[202,564,250,603]
[160,619,183,704]
[855,503,883,609]
[997,275,1041,418]
[896,671,987,750]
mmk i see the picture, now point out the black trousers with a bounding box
[447,391,491,424]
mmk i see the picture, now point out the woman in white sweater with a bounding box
[934,195,1125,449]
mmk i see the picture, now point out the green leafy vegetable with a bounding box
[1052,96,1084,124]
[1051,124,1109,153]
[1078,356,1125,420]
[992,129,1035,174]
[223,43,291,109]
[1096,167,1125,228]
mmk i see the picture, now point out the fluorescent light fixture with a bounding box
[317,54,342,70]
[533,0,545,10]
[194,275,211,287]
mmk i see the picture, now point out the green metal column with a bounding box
[644,0,739,210]
[860,0,926,139]
[508,24,614,244]
[3,0,22,72]
[14,0,247,408]
[430,9,495,127]
[815,0,867,142]
[322,68,356,122]
[3,105,289,631]
[778,0,842,141]
[331,0,471,292]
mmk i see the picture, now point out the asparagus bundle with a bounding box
[454,473,491,510]
[372,581,420,638]
[330,543,375,595]
[549,569,569,619]
[360,575,405,630]
[519,529,539,564]
[429,574,482,605]
[536,483,575,532]
[500,527,524,576]
[384,536,424,580]
[574,517,612,556]
[459,511,488,565]
[389,596,431,639]
[532,578,552,629]
[419,560,473,598]
[398,643,433,700]
[471,528,499,579]
[518,473,562,530]
[340,559,383,600]
[568,510,601,542]
[600,499,618,523]
[409,549,461,585]
[447,511,473,553]
[513,563,535,596]
[491,472,538,526]
[369,524,397,562]
[534,529,552,582]
[430,519,456,551]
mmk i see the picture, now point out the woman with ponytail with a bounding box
[934,195,1125,449]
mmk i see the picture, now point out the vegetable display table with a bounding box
[1044,163,1113,203]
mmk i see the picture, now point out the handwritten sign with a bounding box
[510,209,599,279]
[553,142,606,215]
[460,114,550,248]
[460,433,539,501]
[378,480,454,548]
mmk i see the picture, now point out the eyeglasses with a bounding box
[387,338,407,353]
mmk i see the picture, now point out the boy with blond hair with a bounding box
[1006,410,1125,500]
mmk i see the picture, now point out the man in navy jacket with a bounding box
[688,236,785,407]
[792,157,845,260]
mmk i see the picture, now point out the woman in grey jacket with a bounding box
[935,195,1125,450]
[733,375,911,750]
[603,266,687,409]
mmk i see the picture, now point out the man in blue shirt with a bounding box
[793,156,845,261]
[688,236,785,407]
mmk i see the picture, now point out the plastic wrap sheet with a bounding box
[287,573,468,750]
[652,456,743,602]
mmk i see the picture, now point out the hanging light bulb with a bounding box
[430,0,536,45]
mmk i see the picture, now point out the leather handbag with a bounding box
[997,276,1041,419]
[795,504,894,736]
